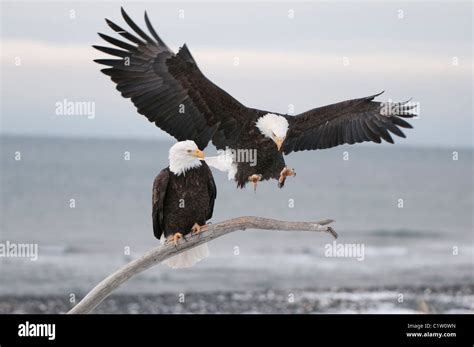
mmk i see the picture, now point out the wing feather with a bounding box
[95,8,252,150]
[283,92,416,154]
[152,168,170,240]
[205,163,217,220]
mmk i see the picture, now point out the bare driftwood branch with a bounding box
[68,216,337,314]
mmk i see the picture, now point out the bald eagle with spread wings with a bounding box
[94,8,418,190]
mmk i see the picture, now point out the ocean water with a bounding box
[0,135,473,311]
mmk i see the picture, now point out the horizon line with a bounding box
[1,132,472,151]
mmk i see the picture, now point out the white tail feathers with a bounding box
[205,149,237,180]
[162,243,209,269]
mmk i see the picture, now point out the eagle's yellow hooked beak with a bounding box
[194,149,205,160]
[274,137,285,151]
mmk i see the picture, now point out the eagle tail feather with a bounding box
[162,243,209,269]
[205,150,237,181]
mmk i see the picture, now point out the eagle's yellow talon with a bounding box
[167,232,184,246]
[248,174,263,192]
[278,167,296,188]
[191,223,208,234]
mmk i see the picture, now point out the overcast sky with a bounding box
[1,1,472,148]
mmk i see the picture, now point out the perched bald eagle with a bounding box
[152,140,216,268]
[94,8,417,190]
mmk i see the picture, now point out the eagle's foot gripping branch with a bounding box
[191,223,208,235]
[167,232,184,247]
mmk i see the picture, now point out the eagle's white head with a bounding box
[169,140,205,176]
[256,113,289,151]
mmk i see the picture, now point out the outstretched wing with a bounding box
[94,8,252,150]
[283,92,417,155]
[152,168,170,240]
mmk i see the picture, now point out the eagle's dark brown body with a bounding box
[152,162,216,240]
[234,126,286,188]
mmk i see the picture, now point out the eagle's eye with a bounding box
[187,149,192,153]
